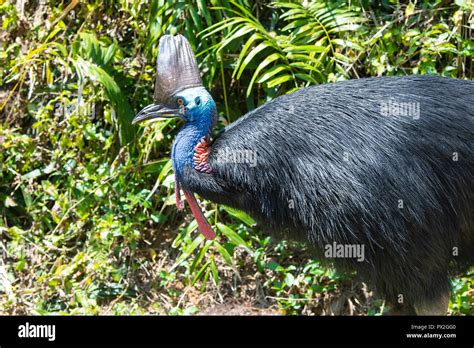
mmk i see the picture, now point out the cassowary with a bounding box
[133,34,474,315]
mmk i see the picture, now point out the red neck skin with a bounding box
[182,190,216,240]
[175,175,185,211]
[174,136,215,240]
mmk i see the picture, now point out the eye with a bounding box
[177,98,184,106]
[195,97,201,106]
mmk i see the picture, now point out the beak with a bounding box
[132,103,180,125]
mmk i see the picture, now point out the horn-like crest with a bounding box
[154,34,203,103]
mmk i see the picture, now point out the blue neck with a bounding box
[172,117,212,180]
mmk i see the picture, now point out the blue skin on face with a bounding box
[171,87,216,179]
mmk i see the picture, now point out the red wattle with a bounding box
[175,175,184,211]
[183,190,216,240]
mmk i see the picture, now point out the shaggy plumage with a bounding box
[133,34,473,314]
[179,76,474,314]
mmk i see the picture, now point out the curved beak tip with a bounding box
[132,103,179,125]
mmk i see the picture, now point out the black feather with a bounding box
[182,75,474,312]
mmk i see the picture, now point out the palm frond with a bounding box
[203,0,366,99]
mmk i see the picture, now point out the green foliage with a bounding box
[204,0,365,96]
[0,0,472,315]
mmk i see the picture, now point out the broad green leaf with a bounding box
[215,243,234,266]
[257,65,290,84]
[247,52,283,96]
[222,206,256,226]
[266,74,294,88]
[236,42,271,79]
[216,223,249,250]
[283,45,325,53]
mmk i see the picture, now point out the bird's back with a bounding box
[188,75,473,265]
[183,75,474,306]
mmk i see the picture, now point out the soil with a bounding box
[198,300,281,315]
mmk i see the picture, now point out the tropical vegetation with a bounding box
[0,0,472,315]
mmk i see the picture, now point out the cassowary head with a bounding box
[132,34,216,128]
[132,34,218,240]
